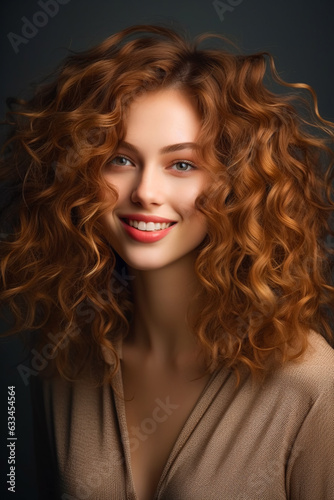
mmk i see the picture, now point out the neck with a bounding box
[126,252,202,362]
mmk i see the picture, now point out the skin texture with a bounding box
[101,89,213,500]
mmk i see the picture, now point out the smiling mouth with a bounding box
[122,219,176,232]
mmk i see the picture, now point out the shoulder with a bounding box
[282,333,334,497]
[267,330,334,401]
[283,330,334,383]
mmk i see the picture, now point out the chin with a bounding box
[116,246,203,273]
[119,254,174,272]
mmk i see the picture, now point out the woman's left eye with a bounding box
[171,161,196,172]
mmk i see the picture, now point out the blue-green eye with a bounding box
[110,155,133,166]
[172,161,195,172]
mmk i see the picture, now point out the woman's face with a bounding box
[101,88,211,271]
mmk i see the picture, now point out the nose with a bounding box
[131,165,164,207]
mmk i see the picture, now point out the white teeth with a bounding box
[127,220,172,231]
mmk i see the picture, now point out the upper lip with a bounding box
[118,214,177,223]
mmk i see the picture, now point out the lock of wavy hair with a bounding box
[1,25,333,384]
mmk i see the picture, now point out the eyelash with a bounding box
[108,155,197,172]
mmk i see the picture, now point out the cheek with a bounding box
[177,185,205,218]
[100,178,126,206]
[178,186,208,236]
[181,202,207,236]
[110,175,138,204]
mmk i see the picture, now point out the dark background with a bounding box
[0,0,333,498]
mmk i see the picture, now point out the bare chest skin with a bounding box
[121,344,210,500]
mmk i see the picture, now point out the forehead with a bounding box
[123,89,202,144]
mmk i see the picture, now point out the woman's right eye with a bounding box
[109,155,133,167]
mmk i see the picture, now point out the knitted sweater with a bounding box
[31,331,334,499]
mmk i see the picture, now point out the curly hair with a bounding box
[1,24,333,383]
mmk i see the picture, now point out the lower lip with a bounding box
[120,219,176,243]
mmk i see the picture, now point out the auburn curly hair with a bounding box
[1,24,333,384]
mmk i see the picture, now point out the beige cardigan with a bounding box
[31,331,334,499]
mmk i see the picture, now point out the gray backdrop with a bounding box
[0,1,333,498]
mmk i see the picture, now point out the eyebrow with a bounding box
[118,141,200,155]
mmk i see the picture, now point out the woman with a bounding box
[1,25,334,500]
